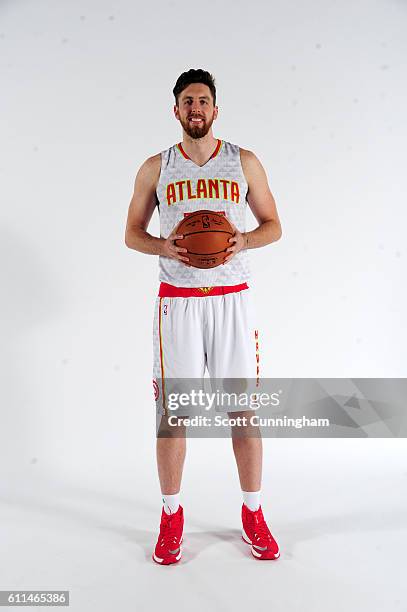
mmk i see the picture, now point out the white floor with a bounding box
[1,439,406,612]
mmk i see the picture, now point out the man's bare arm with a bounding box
[125,154,163,254]
[240,148,282,249]
[124,155,189,263]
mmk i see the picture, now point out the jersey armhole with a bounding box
[238,145,249,189]
[154,151,164,209]
[238,147,249,195]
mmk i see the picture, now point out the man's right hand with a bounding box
[161,230,190,264]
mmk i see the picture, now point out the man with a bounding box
[125,69,282,565]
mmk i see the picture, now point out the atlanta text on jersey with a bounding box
[166,178,241,205]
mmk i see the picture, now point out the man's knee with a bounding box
[157,414,187,438]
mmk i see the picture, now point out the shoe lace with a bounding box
[159,513,181,547]
[250,508,272,543]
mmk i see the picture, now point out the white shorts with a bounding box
[152,283,260,415]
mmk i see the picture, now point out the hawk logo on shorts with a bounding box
[153,378,159,401]
[198,287,213,295]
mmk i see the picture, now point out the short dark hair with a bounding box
[173,69,216,107]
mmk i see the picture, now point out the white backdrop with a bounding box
[1,1,406,610]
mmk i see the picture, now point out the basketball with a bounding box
[174,210,234,269]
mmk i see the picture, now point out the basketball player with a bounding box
[125,69,282,564]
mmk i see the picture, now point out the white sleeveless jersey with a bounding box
[155,139,251,287]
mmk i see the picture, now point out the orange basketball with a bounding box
[174,210,234,269]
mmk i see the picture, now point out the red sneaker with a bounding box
[241,503,280,560]
[152,505,184,565]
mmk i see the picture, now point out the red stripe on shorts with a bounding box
[158,282,249,298]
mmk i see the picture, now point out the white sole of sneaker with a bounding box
[152,536,183,565]
[241,528,280,560]
[152,548,182,564]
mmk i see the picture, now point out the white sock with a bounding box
[162,493,180,515]
[243,490,261,511]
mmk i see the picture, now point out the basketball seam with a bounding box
[177,230,233,235]
[177,209,223,220]
[183,249,229,256]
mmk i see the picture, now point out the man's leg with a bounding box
[153,293,204,494]
[152,292,205,565]
[205,289,280,560]
[229,409,279,560]
[152,415,186,565]
[229,410,262,491]
[206,291,263,493]
[156,415,186,495]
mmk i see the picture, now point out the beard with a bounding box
[179,114,214,139]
